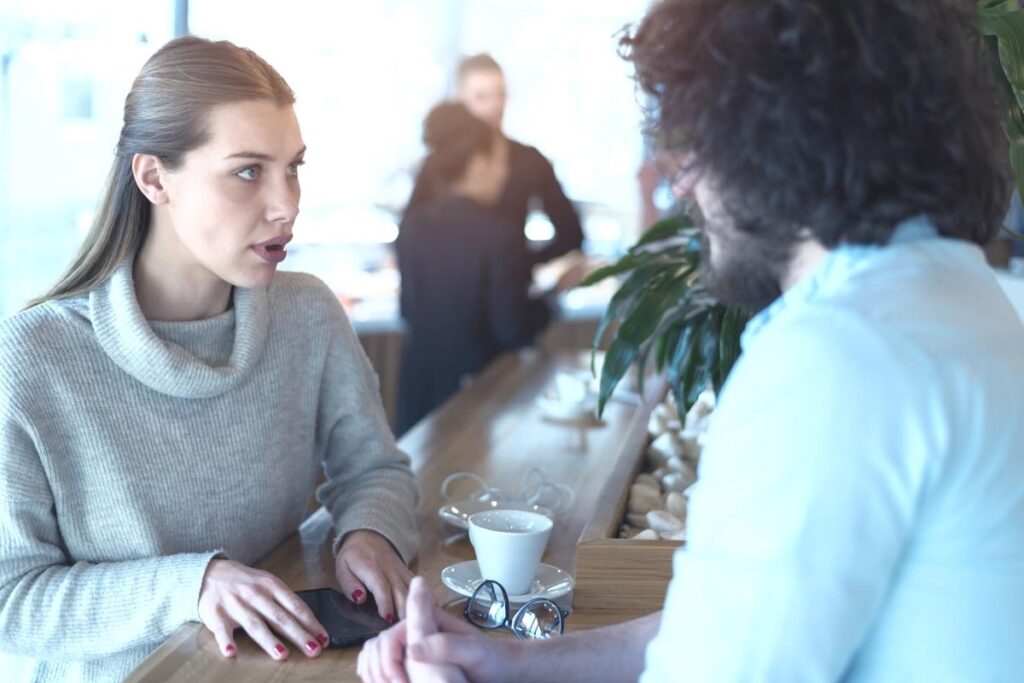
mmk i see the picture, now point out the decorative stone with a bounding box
[649,432,681,464]
[681,435,702,462]
[660,471,687,493]
[626,513,649,528]
[665,456,686,473]
[659,528,686,542]
[647,413,667,439]
[633,529,659,541]
[665,492,687,520]
[634,474,661,491]
[627,487,662,516]
[646,510,684,534]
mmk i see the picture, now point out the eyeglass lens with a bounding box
[512,599,563,639]
[466,581,508,628]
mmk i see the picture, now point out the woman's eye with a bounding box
[287,160,305,176]
[237,167,258,181]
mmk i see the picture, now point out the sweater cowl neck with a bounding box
[89,256,269,399]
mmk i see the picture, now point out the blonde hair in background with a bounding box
[26,35,295,309]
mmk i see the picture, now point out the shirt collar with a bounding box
[739,216,938,350]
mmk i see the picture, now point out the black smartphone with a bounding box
[296,588,389,648]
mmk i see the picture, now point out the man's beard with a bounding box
[698,217,792,313]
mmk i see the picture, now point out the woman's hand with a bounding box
[336,529,415,624]
[197,559,328,660]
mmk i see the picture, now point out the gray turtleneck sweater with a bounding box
[0,259,419,682]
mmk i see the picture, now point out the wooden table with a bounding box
[127,350,643,682]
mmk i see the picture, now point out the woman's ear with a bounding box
[132,153,170,205]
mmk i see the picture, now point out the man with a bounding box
[362,0,1024,680]
[405,54,585,269]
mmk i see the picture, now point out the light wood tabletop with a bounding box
[126,350,649,683]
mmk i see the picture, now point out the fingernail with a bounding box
[386,614,394,625]
[317,633,329,646]
[274,644,286,657]
[352,589,364,602]
[306,640,319,653]
[225,644,235,655]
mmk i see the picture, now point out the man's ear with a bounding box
[132,154,170,205]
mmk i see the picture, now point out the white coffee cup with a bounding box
[468,509,553,595]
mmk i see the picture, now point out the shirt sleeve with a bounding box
[314,294,420,563]
[0,402,221,659]
[528,151,584,268]
[642,307,945,681]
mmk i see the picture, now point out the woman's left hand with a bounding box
[336,529,414,625]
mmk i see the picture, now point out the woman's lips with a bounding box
[251,244,288,263]
[251,234,293,264]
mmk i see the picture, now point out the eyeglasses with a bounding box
[463,580,569,640]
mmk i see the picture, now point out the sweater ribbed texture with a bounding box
[0,258,419,682]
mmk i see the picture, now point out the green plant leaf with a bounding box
[597,336,639,416]
[631,213,694,249]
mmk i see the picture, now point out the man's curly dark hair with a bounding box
[622,0,1012,247]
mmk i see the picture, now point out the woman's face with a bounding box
[159,100,305,289]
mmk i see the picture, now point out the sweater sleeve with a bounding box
[0,403,221,659]
[314,298,420,563]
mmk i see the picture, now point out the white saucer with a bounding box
[441,561,574,604]
[438,499,555,530]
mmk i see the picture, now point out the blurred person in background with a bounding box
[396,102,582,435]
[404,54,584,271]
[0,36,419,682]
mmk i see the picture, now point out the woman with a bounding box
[0,36,418,682]
[396,102,565,434]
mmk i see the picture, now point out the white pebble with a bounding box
[646,510,684,534]
[659,528,687,542]
[633,529,659,541]
[649,432,681,463]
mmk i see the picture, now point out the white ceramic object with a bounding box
[633,529,658,541]
[468,510,553,595]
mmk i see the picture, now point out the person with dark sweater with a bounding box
[404,54,584,270]
[397,102,570,435]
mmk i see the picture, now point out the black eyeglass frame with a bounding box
[463,579,569,640]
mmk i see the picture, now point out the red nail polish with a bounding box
[306,640,319,653]
[386,614,394,625]
[225,644,235,654]
[317,633,329,646]
[274,644,286,656]
[352,589,364,602]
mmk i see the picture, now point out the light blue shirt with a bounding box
[642,218,1024,682]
